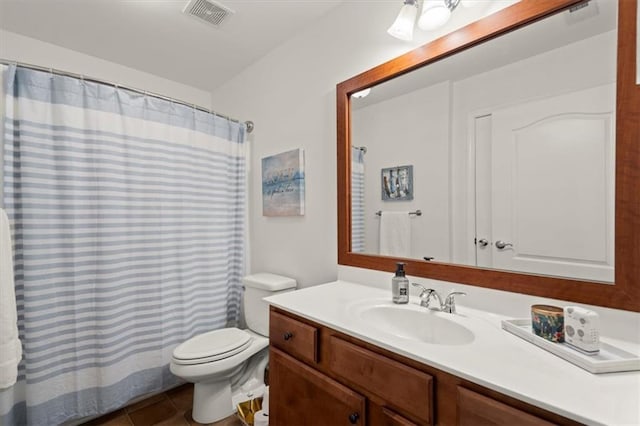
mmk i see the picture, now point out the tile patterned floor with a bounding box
[83,384,242,426]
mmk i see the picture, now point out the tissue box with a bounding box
[236,397,263,426]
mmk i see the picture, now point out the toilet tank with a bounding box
[243,273,296,336]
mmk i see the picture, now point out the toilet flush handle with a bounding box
[283,331,293,341]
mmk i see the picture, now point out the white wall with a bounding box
[352,81,451,261]
[637,3,640,84]
[0,30,211,108]
[210,2,509,288]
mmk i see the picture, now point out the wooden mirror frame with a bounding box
[337,0,639,312]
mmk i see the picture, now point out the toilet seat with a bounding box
[172,328,252,365]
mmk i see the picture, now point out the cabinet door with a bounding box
[270,347,366,426]
[457,387,555,426]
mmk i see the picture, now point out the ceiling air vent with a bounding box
[183,0,234,27]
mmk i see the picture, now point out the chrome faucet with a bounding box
[411,283,466,314]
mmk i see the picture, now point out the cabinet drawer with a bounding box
[270,310,318,364]
[457,387,555,426]
[329,336,433,425]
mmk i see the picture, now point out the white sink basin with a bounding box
[354,302,475,346]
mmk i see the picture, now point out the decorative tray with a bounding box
[501,319,640,374]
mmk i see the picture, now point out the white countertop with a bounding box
[265,280,640,426]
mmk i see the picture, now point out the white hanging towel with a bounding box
[379,211,411,258]
[0,208,22,389]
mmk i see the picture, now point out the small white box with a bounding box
[564,306,600,354]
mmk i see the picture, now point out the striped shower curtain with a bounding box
[351,147,365,253]
[0,65,246,425]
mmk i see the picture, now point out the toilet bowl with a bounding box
[170,273,296,424]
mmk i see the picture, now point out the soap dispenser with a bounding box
[392,262,409,304]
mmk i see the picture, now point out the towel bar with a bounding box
[375,210,422,217]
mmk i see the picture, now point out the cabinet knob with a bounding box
[348,412,359,424]
[283,331,293,341]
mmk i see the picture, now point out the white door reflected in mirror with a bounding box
[476,85,614,282]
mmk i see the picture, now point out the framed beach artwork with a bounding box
[262,148,305,216]
[381,165,413,201]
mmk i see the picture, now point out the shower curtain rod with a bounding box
[0,59,255,133]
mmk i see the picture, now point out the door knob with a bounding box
[477,238,489,247]
[495,240,513,250]
[348,412,360,424]
[283,332,293,341]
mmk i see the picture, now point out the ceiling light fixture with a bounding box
[388,0,461,41]
[387,0,419,41]
[352,88,372,99]
[419,0,460,31]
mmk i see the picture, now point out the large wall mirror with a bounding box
[337,0,639,311]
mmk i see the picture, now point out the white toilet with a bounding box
[170,273,296,424]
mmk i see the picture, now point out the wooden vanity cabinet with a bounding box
[269,307,580,426]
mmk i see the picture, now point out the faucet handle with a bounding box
[411,283,432,297]
[411,283,436,308]
[444,291,466,314]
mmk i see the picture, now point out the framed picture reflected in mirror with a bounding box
[381,165,413,201]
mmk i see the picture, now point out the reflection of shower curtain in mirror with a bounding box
[0,65,246,426]
[351,147,365,252]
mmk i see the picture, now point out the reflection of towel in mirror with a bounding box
[379,211,411,258]
[0,208,22,389]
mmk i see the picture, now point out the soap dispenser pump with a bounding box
[392,262,409,304]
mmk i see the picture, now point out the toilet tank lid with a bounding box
[243,273,297,291]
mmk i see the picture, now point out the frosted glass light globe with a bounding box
[418,0,452,31]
